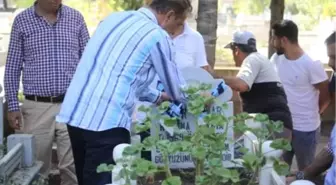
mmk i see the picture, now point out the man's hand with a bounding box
[156,92,171,105]
[7,111,22,130]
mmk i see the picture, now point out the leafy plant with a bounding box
[97,83,291,185]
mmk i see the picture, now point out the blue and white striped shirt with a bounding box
[56,8,186,131]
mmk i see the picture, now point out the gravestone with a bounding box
[150,67,235,169]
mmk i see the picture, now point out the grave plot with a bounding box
[99,67,295,185]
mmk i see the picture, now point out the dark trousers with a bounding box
[282,127,320,171]
[67,125,130,185]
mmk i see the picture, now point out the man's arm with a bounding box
[309,60,330,114]
[314,80,330,114]
[137,87,162,104]
[150,35,187,104]
[223,77,249,92]
[4,18,24,112]
[303,146,333,180]
[78,14,90,58]
[224,56,261,92]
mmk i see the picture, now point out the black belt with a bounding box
[25,95,65,103]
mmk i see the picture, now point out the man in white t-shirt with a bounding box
[270,20,330,171]
[134,22,211,160]
[223,31,293,141]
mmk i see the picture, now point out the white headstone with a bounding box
[150,67,235,168]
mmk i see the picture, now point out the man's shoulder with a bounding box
[269,53,284,63]
[245,52,269,64]
[12,7,33,24]
[62,5,85,19]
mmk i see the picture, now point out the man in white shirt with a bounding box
[223,31,293,141]
[171,22,212,72]
[270,20,330,171]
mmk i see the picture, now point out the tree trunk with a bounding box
[268,0,284,58]
[3,0,8,9]
[196,0,218,68]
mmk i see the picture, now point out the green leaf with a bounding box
[242,153,259,171]
[132,158,158,177]
[191,146,207,160]
[163,116,178,127]
[96,163,114,173]
[233,121,249,133]
[157,140,170,152]
[199,83,212,91]
[195,175,207,185]
[134,121,151,133]
[217,168,231,178]
[270,120,284,133]
[162,176,182,185]
[142,136,157,150]
[254,113,269,122]
[158,101,171,113]
[208,158,222,168]
[138,105,152,113]
[238,147,249,154]
[229,169,240,183]
[122,144,142,156]
[274,160,290,176]
[204,114,226,127]
[270,139,292,151]
[199,126,216,135]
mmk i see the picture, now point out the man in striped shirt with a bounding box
[56,0,191,184]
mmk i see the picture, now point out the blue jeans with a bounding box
[283,127,320,170]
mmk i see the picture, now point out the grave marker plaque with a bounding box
[150,67,235,168]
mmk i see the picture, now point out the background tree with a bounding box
[268,0,284,57]
[196,0,218,68]
[2,0,8,10]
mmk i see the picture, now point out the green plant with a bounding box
[97,83,291,185]
[18,92,24,103]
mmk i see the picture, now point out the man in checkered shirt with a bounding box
[4,0,89,184]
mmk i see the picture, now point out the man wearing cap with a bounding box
[223,31,293,142]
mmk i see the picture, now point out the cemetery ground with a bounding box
[47,121,333,185]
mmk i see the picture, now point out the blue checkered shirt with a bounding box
[4,4,89,112]
[56,8,187,131]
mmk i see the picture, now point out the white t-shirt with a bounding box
[133,23,208,122]
[271,53,328,132]
[237,52,280,89]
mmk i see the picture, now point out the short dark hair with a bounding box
[325,31,336,45]
[272,20,299,43]
[149,0,192,16]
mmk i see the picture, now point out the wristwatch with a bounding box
[296,171,305,180]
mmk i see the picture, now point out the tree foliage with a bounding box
[322,1,336,17]
[233,0,336,18]
[233,0,271,15]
